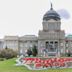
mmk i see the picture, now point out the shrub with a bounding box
[66,52,71,57]
[0,48,18,59]
[27,49,32,57]
[0,58,5,61]
[32,45,38,56]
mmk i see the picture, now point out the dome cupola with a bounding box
[43,3,60,21]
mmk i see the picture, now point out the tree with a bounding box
[32,45,38,56]
[27,49,32,57]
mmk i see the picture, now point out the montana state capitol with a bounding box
[0,4,72,57]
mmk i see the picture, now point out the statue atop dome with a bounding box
[50,3,53,10]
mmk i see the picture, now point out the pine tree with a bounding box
[32,45,38,56]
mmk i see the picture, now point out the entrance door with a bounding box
[45,41,58,52]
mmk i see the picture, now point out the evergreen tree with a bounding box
[32,45,38,56]
[27,49,32,57]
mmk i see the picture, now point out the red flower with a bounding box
[34,63,42,68]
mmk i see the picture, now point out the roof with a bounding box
[43,4,60,21]
[4,36,19,40]
[66,35,72,38]
[19,35,38,41]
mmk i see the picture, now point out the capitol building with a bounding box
[0,4,72,57]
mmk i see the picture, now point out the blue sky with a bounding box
[0,0,72,38]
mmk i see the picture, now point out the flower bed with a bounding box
[17,57,72,70]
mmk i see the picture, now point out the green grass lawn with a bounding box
[0,58,72,72]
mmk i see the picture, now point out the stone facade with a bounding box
[1,35,38,55]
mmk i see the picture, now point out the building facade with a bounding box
[0,5,72,57]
